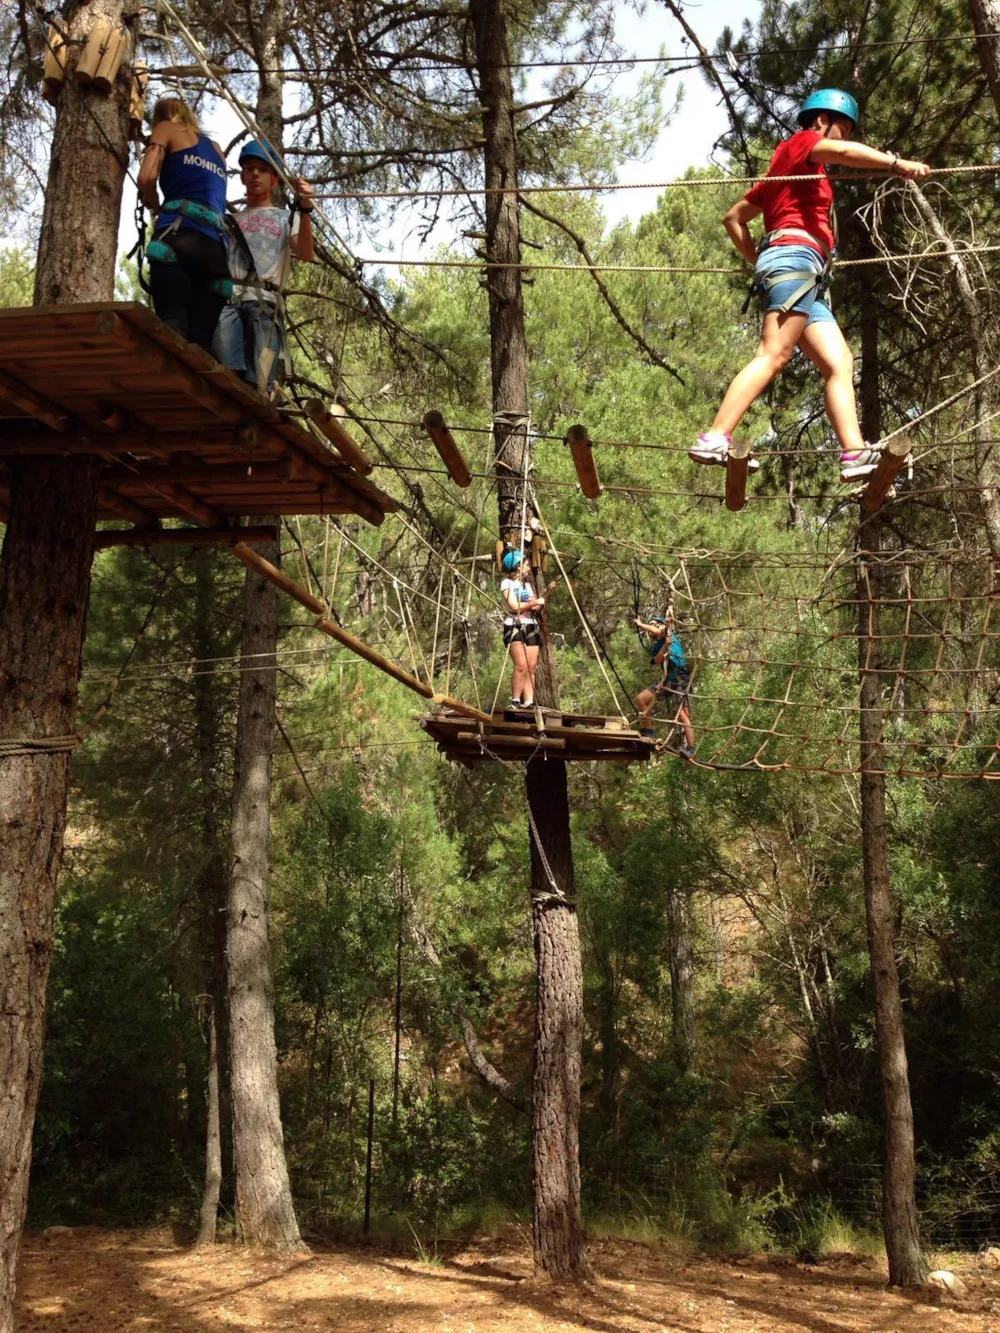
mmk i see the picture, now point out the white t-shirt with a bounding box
[226,204,300,302]
[501,577,536,622]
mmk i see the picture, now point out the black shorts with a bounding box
[655,668,691,713]
[503,621,540,647]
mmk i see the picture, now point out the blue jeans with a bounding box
[754,243,836,327]
[212,300,283,393]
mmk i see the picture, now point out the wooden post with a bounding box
[363,1078,376,1235]
[303,399,374,475]
[565,424,601,499]
[42,27,68,103]
[422,411,472,487]
[725,438,753,512]
[75,19,114,85]
[862,438,912,513]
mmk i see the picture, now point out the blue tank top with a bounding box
[156,133,228,241]
[650,631,687,671]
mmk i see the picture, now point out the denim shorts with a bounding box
[754,243,836,326]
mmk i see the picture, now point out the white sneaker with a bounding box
[689,432,761,471]
[840,445,881,482]
[689,431,731,466]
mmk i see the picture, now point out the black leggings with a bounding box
[148,226,230,351]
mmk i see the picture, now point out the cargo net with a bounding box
[622,543,1000,779]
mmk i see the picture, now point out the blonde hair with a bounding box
[152,97,200,131]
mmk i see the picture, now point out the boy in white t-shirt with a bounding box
[213,139,314,394]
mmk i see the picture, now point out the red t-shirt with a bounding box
[744,129,835,256]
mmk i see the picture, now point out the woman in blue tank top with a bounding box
[138,98,231,350]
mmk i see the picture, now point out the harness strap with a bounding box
[160,198,227,233]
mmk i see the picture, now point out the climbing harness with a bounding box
[743,227,835,315]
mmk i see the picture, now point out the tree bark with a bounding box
[667,885,696,1072]
[856,289,925,1287]
[225,0,303,1252]
[227,531,304,1249]
[192,553,228,1247]
[526,760,591,1280]
[970,0,1000,115]
[471,0,589,1279]
[0,8,128,1325]
[197,1003,224,1247]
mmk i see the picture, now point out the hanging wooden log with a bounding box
[129,60,149,138]
[565,423,601,499]
[93,27,130,94]
[42,26,68,104]
[862,438,912,513]
[303,399,374,475]
[75,19,114,86]
[422,410,471,487]
[725,437,753,513]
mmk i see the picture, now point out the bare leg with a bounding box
[637,687,655,729]
[798,320,865,453]
[676,705,695,750]
[523,644,540,705]
[711,310,809,434]
[510,641,527,701]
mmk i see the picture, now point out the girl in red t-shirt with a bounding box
[689,89,929,484]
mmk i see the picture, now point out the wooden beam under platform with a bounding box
[94,524,278,549]
[421,706,656,765]
[0,303,397,526]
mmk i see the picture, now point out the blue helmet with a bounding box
[798,88,859,132]
[501,548,525,574]
[239,138,281,171]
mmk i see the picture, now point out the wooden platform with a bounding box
[421,706,657,765]
[0,303,396,527]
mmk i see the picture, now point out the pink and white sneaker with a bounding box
[689,431,761,471]
[839,446,881,482]
[689,431,731,466]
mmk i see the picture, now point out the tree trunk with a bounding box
[470,0,589,1279]
[526,760,591,1280]
[0,8,128,1325]
[192,553,228,1246]
[667,885,696,1072]
[970,0,1000,114]
[856,290,925,1287]
[227,531,303,1248]
[197,1003,224,1247]
[225,2,302,1252]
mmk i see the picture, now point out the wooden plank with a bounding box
[725,437,752,513]
[99,488,162,526]
[109,461,290,489]
[456,732,567,750]
[94,524,274,549]
[862,437,911,513]
[0,367,71,432]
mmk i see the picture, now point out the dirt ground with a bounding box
[14,1227,1000,1333]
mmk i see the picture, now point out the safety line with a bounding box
[142,30,1000,78]
[312,162,1000,203]
[342,243,1000,274]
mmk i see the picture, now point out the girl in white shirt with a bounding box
[500,555,549,708]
